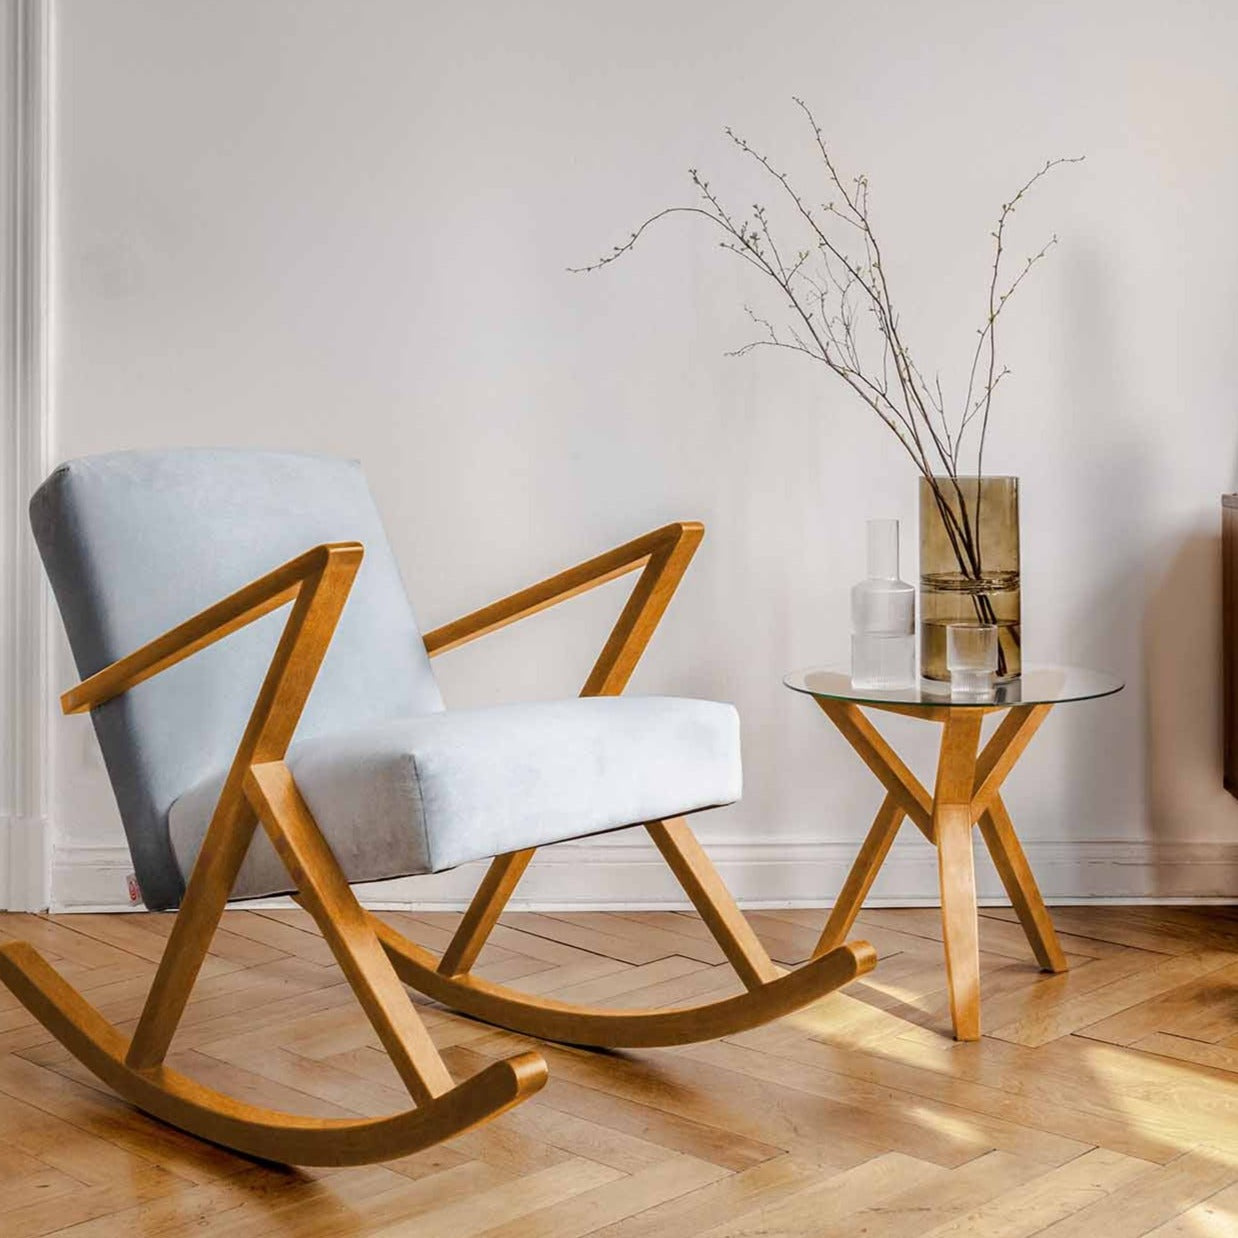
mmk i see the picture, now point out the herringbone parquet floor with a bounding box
[0,904,1236,1235]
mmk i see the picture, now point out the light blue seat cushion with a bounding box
[169,696,742,900]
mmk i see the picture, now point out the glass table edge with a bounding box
[782,665,1125,709]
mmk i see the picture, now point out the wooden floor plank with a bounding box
[0,905,1232,1235]
[477,1155,728,1238]
[540,911,728,967]
[1029,1147,1238,1237]
[989,950,1236,1047]
[1140,1177,1238,1235]
[586,1155,820,1238]
[824,1149,1050,1238]
[916,1146,1151,1237]
[693,1151,947,1238]
[674,1036,1087,1168]
[1132,1031,1238,1076]
[365,1158,624,1238]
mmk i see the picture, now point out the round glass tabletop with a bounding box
[783,665,1124,709]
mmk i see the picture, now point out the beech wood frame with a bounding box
[379,522,874,1048]
[811,697,1066,1042]
[0,523,874,1165]
[2,542,546,1164]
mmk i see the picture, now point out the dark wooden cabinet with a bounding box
[1225,496,1238,795]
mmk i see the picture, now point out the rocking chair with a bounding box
[3,449,875,1166]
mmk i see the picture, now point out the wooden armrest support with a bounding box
[61,542,364,715]
[422,523,701,646]
[422,521,703,697]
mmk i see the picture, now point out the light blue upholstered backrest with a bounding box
[30,449,444,910]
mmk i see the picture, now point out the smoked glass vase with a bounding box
[918,476,1021,682]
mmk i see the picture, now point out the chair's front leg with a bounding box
[125,547,362,1071]
[246,761,454,1106]
[934,713,985,1041]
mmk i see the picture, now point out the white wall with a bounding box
[1,0,49,912]
[44,0,1238,909]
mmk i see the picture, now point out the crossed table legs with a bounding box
[812,699,1067,1040]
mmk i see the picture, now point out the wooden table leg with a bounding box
[978,794,1068,973]
[934,713,985,1041]
[814,695,1066,1041]
[816,793,905,956]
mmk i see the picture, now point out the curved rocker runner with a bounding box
[0,940,545,1166]
[4,450,874,1166]
[375,915,876,1048]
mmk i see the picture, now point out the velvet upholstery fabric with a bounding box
[168,696,742,901]
[30,450,443,909]
[31,449,743,911]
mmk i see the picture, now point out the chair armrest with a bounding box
[61,542,363,715]
[422,521,704,697]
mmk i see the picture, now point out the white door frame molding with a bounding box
[1,0,49,911]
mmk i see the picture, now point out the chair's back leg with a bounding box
[441,820,784,995]
[438,849,535,978]
[646,818,781,990]
[245,761,454,1105]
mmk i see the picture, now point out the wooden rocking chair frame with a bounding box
[0,522,875,1166]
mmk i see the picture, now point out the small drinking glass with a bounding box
[946,624,998,698]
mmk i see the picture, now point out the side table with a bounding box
[784,666,1124,1040]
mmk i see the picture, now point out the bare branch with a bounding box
[570,107,1082,584]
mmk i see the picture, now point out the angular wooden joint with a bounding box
[422,521,703,673]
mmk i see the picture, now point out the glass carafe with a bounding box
[851,518,916,689]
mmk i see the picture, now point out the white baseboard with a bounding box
[48,836,1238,913]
